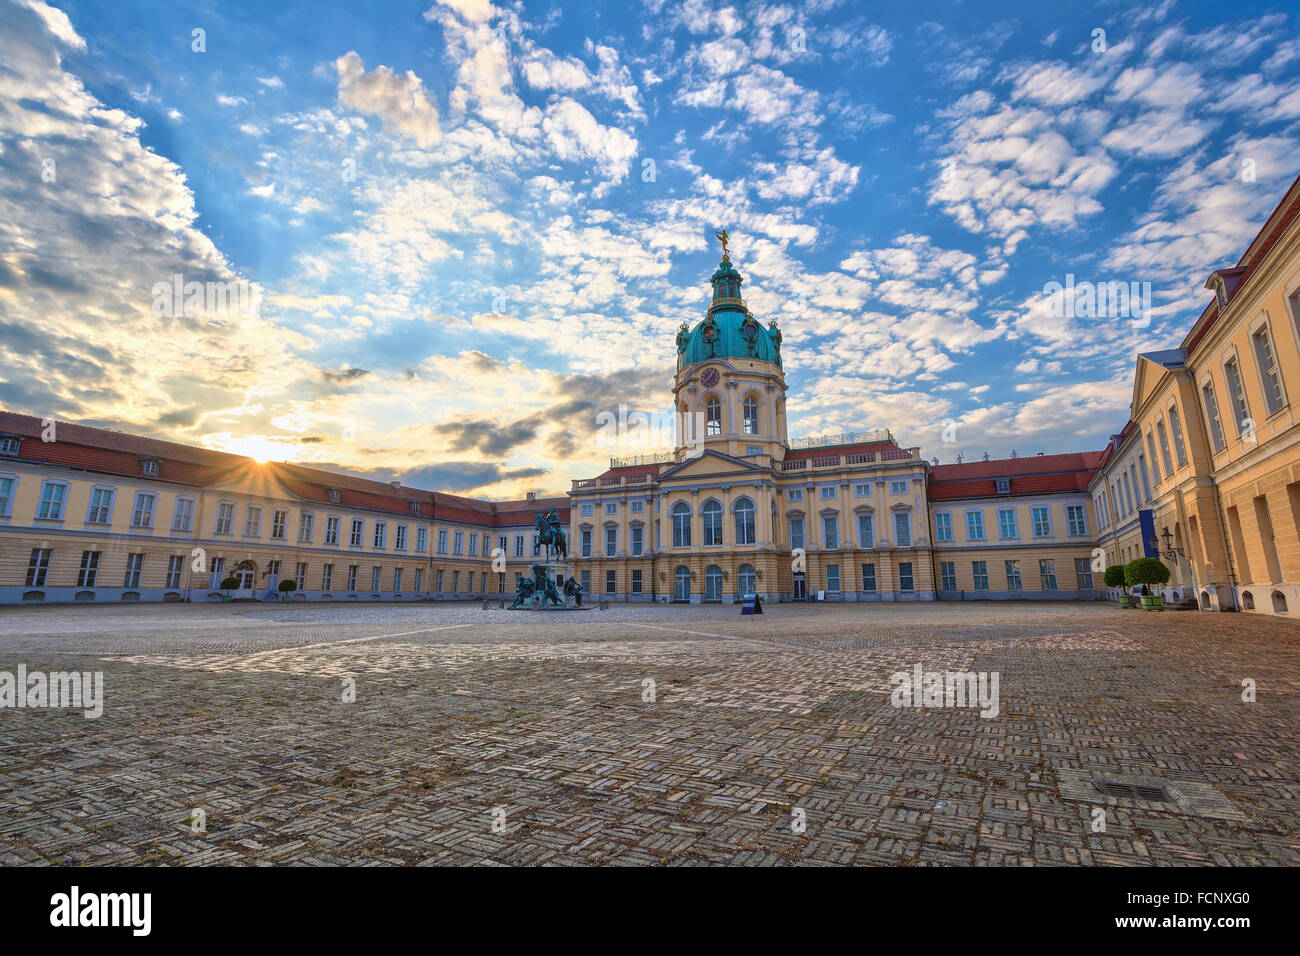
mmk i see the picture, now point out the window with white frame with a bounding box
[820,486,837,500]
[322,564,334,591]
[631,500,644,513]
[132,492,156,528]
[1169,406,1188,466]
[890,480,908,495]
[1066,505,1087,536]
[706,396,722,436]
[370,566,381,592]
[0,437,20,455]
[581,503,593,516]
[631,525,643,556]
[671,502,691,547]
[581,528,592,556]
[215,501,235,534]
[893,511,911,547]
[395,524,407,550]
[347,565,358,591]
[898,562,914,591]
[77,550,100,587]
[325,515,340,545]
[822,514,839,549]
[1031,506,1051,538]
[373,522,387,549]
[787,488,803,502]
[1202,381,1227,451]
[141,459,159,476]
[296,562,307,588]
[997,508,1017,539]
[87,487,114,524]
[271,509,287,540]
[605,503,617,515]
[734,497,756,545]
[299,512,314,542]
[437,529,448,554]
[165,555,184,589]
[173,497,194,532]
[857,513,874,547]
[1223,357,1251,435]
[788,517,804,549]
[453,530,463,555]
[244,505,262,537]
[26,548,51,587]
[1155,421,1173,477]
[0,475,13,517]
[123,553,143,588]
[939,562,955,591]
[605,527,617,555]
[468,533,478,556]
[743,395,759,434]
[934,512,952,542]
[38,481,67,520]
[1252,324,1286,415]
[350,518,364,547]
[854,483,871,497]
[966,511,985,541]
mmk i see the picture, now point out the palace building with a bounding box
[2,182,1299,615]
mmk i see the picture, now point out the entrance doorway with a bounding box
[673,566,691,603]
[234,560,256,599]
[792,572,806,601]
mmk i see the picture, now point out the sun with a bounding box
[220,434,294,464]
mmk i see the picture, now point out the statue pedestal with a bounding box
[507,561,585,610]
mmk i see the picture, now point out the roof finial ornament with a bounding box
[714,228,730,261]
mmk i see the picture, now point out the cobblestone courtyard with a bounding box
[1,601,1298,866]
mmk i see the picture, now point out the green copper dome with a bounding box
[676,256,783,370]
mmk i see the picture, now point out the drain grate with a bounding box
[1092,780,1174,803]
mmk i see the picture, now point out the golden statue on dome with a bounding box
[714,229,730,260]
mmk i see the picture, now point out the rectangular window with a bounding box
[787,489,803,502]
[1074,557,1094,590]
[605,570,616,594]
[605,503,617,515]
[934,512,952,542]
[857,513,874,548]
[971,561,989,591]
[296,562,307,589]
[26,548,52,587]
[453,531,463,555]
[631,569,642,594]
[77,550,100,588]
[214,501,234,534]
[893,511,911,547]
[1031,506,1050,538]
[788,517,804,550]
[38,481,67,520]
[605,528,617,555]
[580,570,590,594]
[347,565,358,592]
[939,561,956,591]
[86,487,113,524]
[826,564,840,593]
[325,515,340,545]
[165,555,184,589]
[415,569,424,593]
[208,557,225,590]
[898,562,914,591]
[437,529,448,554]
[374,522,387,549]
[0,437,19,455]
[161,496,188,533]
[452,571,460,593]
[890,480,908,495]
[861,563,877,591]
[468,533,478,557]
[966,511,985,541]
[131,492,156,529]
[1224,358,1251,436]
[854,483,871,497]
[271,509,287,540]
[393,568,402,593]
[581,503,593,516]
[123,553,143,588]
[581,529,592,557]
[1169,406,1188,466]
[395,525,407,551]
[436,570,443,593]
[1005,560,1022,590]
[1202,382,1227,451]
[820,486,837,500]
[416,527,428,552]
[1039,559,1058,590]
[997,508,1017,539]
[1066,505,1087,536]
[370,566,381,593]
[350,519,364,547]
[514,535,524,557]
[631,526,643,556]
[631,500,644,514]
[1252,325,1286,415]
[822,515,838,550]
[0,476,12,516]
[322,564,334,591]
[1156,421,1173,477]
[244,506,262,537]
[297,512,314,543]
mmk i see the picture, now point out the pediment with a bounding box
[657,448,765,481]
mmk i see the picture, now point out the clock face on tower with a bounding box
[701,367,720,388]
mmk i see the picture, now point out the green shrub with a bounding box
[220,575,240,593]
[1124,557,1170,589]
[278,578,297,593]
[1103,564,1126,589]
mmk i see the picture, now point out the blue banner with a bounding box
[1138,509,1157,557]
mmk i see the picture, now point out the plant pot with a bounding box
[222,595,233,603]
[1141,595,1162,611]
[281,594,290,602]
[1118,595,1131,607]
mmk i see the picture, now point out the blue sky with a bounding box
[2,0,1299,496]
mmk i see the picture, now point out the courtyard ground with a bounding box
[1,600,1298,866]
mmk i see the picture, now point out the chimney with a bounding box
[525,491,537,502]
[390,480,401,489]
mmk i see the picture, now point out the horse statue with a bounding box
[533,508,567,562]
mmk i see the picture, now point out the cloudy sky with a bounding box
[2,0,1298,497]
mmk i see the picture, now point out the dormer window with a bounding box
[409,501,421,514]
[328,488,341,504]
[141,459,160,477]
[1214,282,1227,312]
[0,436,20,456]
[995,478,1011,494]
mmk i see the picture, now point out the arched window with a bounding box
[673,566,691,602]
[743,395,759,435]
[671,502,691,548]
[734,497,756,545]
[706,396,722,436]
[702,500,723,546]
[705,565,723,602]
[737,564,756,595]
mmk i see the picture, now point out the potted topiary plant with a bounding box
[1125,557,1171,610]
[1103,564,1130,607]
[220,575,239,602]
[278,578,297,603]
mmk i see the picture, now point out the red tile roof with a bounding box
[0,411,567,526]
[928,451,1103,501]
